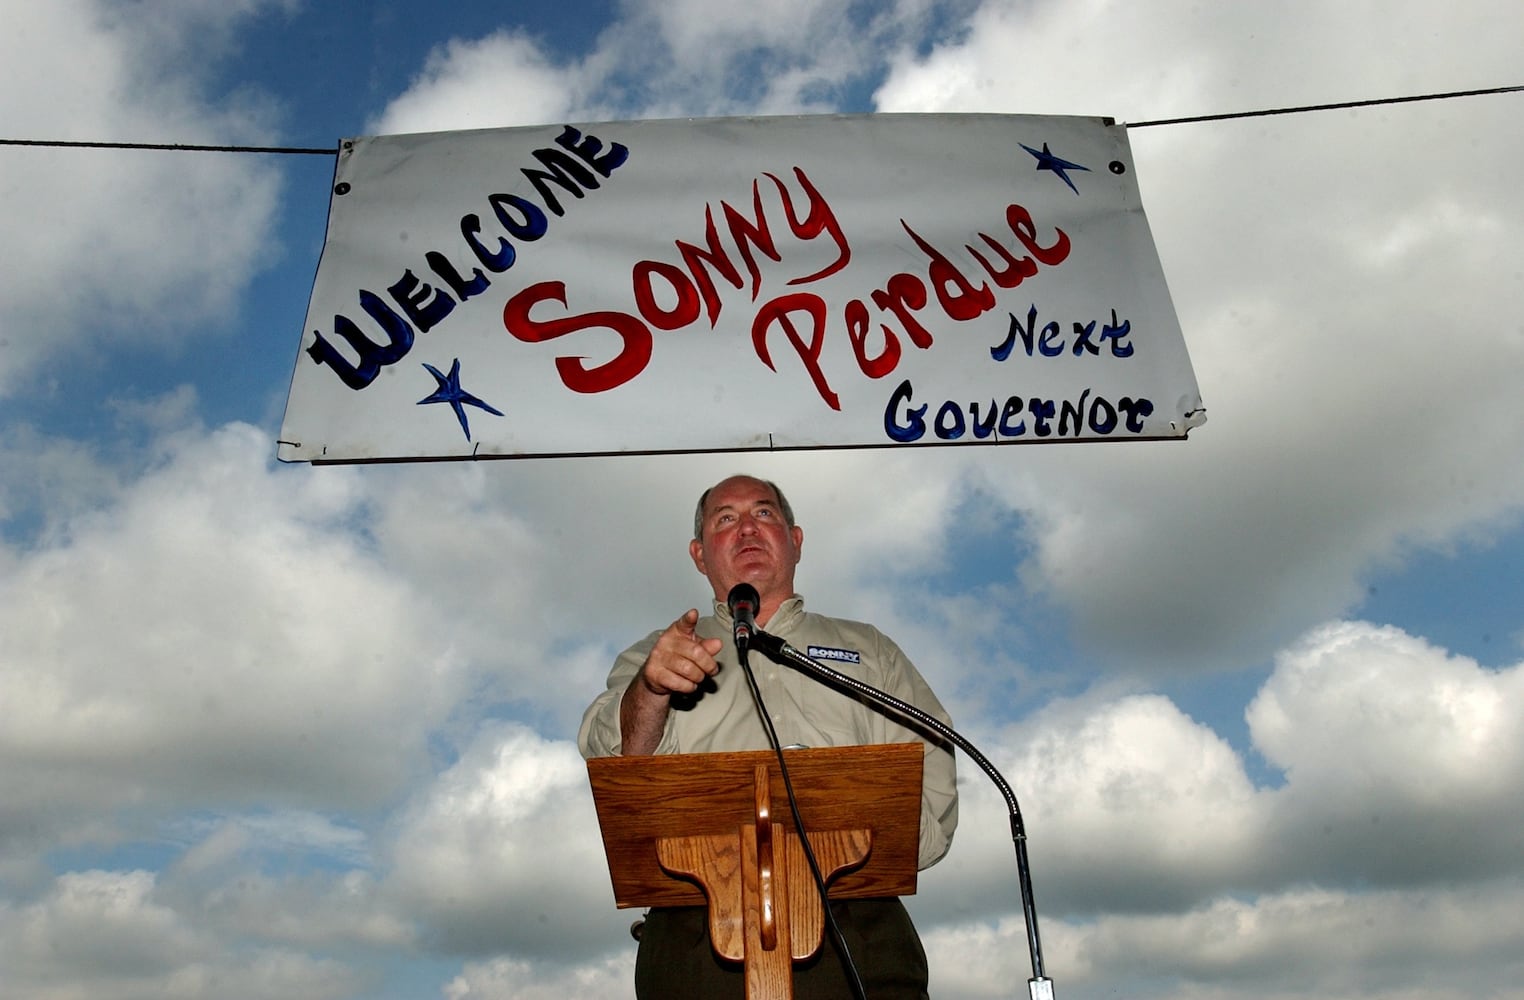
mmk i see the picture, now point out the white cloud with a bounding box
[444,952,634,1000]
[162,865,413,955]
[0,422,469,872]
[918,619,1524,925]
[0,869,363,1000]
[605,0,885,115]
[875,0,1521,118]
[916,691,1260,925]
[6,870,207,978]
[0,0,287,395]
[369,30,584,136]
[924,880,1524,1000]
[174,811,371,870]
[387,722,631,959]
[0,423,124,543]
[1251,622,1519,798]
[369,0,977,134]
[1249,621,1524,884]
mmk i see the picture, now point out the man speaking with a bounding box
[579,474,958,998]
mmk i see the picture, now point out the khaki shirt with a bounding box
[578,596,958,869]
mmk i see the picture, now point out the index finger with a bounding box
[669,608,701,638]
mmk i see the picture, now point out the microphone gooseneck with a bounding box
[749,627,1056,999]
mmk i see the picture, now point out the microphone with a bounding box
[727,582,760,655]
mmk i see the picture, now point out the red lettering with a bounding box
[1006,204,1071,266]
[722,180,782,300]
[766,168,851,284]
[675,205,744,326]
[870,273,935,350]
[965,231,1038,289]
[502,281,652,393]
[631,260,701,330]
[751,293,841,410]
[901,222,996,321]
[845,298,901,379]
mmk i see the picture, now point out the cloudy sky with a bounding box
[2,1,1522,998]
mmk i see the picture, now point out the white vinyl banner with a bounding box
[278,114,1204,463]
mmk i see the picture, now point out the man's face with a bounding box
[689,476,804,606]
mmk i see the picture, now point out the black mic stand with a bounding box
[750,628,1056,1000]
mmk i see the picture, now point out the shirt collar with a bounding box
[713,593,805,631]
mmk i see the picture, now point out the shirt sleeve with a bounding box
[868,629,959,870]
[576,629,682,758]
[919,740,959,869]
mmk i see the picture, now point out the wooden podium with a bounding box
[587,743,924,999]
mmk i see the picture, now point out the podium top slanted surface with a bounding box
[587,744,923,908]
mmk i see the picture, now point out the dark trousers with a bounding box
[634,898,929,999]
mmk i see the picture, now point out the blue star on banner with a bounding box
[417,358,504,441]
[1021,142,1090,195]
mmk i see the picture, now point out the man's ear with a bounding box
[689,537,708,576]
[791,524,804,560]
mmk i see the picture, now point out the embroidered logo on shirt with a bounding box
[807,645,861,664]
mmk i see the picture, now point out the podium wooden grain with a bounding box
[587,744,924,999]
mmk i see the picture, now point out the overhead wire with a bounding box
[1126,83,1524,128]
[0,137,336,155]
[1,83,1520,156]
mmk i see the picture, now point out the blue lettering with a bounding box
[999,396,1026,437]
[934,400,966,440]
[1038,319,1064,357]
[555,124,629,177]
[1121,396,1153,432]
[427,250,490,302]
[462,213,516,272]
[1058,390,1091,435]
[1100,310,1134,357]
[883,381,1155,442]
[1071,319,1099,356]
[522,148,598,217]
[1089,394,1118,434]
[310,126,630,390]
[969,400,999,439]
[490,193,549,241]
[389,269,455,332]
[306,290,415,390]
[991,305,1138,361]
[885,378,928,442]
[1030,397,1056,436]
